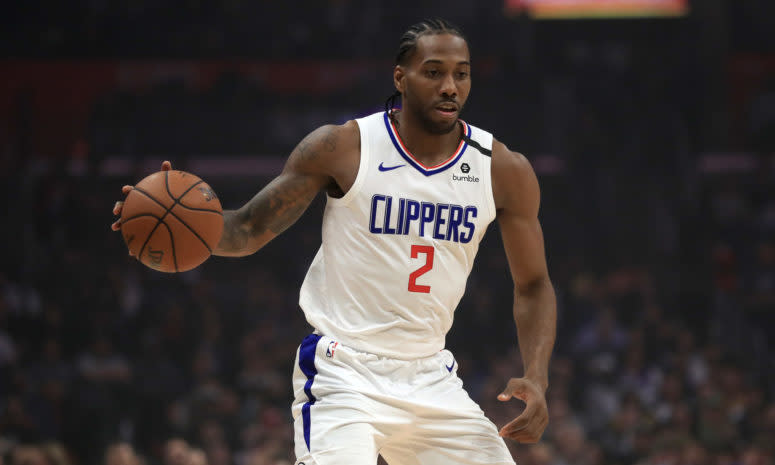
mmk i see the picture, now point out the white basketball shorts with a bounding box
[291,333,516,465]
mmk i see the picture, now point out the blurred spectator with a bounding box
[681,442,710,465]
[104,444,140,465]
[162,439,189,465]
[522,443,556,465]
[10,446,50,465]
[740,446,773,465]
[77,336,131,385]
[203,443,229,465]
[187,449,206,465]
[552,420,588,465]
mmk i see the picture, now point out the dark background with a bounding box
[1,1,774,465]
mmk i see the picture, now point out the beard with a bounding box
[402,93,464,135]
[414,103,461,135]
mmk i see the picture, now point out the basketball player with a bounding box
[113,19,556,465]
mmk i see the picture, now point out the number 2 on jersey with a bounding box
[408,245,434,293]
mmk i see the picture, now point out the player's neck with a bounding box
[393,110,462,166]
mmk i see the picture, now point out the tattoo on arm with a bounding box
[216,125,340,255]
[219,210,251,253]
[323,127,337,151]
[217,174,316,254]
[294,138,313,162]
[249,174,314,235]
[292,126,337,165]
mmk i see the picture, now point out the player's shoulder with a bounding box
[308,120,360,150]
[491,139,535,177]
[329,119,361,138]
[289,120,360,168]
[490,138,540,213]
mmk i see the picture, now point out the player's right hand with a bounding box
[497,377,549,443]
[111,160,172,231]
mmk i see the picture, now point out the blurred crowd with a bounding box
[0,166,773,464]
[3,1,775,58]
[0,154,772,465]
[2,0,508,58]
[2,1,775,465]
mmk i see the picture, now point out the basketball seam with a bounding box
[165,172,204,204]
[134,173,197,264]
[121,213,163,224]
[158,220,178,272]
[137,216,163,266]
[121,214,161,257]
[174,203,223,214]
[164,171,222,214]
[133,184,215,254]
[165,175,215,258]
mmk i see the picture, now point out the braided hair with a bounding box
[385,19,467,121]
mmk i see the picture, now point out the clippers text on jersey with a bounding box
[369,194,477,243]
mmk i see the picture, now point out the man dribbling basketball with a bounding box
[112,19,557,465]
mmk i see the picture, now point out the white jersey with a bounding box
[299,111,497,359]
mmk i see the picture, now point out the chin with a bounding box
[421,115,459,135]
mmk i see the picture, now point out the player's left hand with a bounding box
[497,377,548,443]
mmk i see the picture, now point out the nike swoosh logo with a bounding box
[378,162,405,172]
[446,361,455,372]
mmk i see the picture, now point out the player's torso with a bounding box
[299,111,496,358]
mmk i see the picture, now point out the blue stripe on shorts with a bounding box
[299,333,321,451]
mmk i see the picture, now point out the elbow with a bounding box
[514,274,552,298]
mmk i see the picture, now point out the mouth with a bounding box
[434,102,459,118]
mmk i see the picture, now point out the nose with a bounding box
[439,73,457,98]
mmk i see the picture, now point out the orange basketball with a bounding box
[120,170,224,272]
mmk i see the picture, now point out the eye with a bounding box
[456,71,469,79]
[425,69,440,78]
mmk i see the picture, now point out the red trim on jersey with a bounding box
[388,115,470,170]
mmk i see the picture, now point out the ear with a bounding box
[393,65,406,93]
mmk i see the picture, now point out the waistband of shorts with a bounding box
[310,330,447,363]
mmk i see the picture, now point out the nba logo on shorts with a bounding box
[326,341,339,358]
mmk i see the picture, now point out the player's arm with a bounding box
[491,140,557,443]
[110,124,357,256]
[215,122,358,257]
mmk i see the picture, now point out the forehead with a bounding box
[411,33,470,65]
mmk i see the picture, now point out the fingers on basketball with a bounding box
[111,186,135,230]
